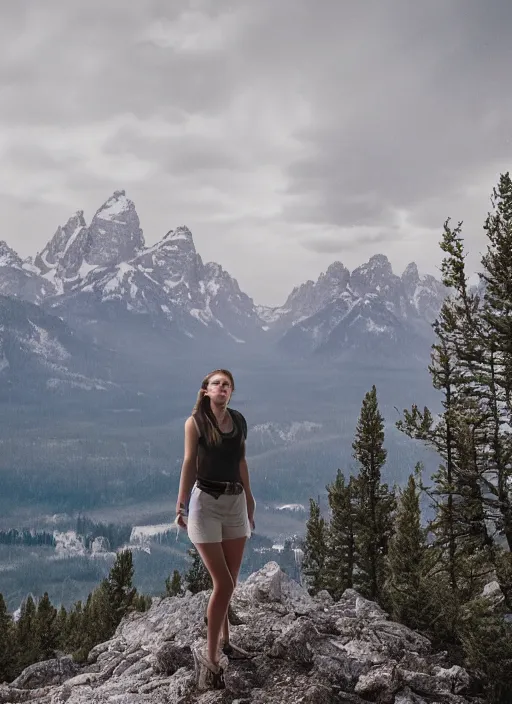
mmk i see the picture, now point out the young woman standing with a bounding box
[175,369,255,688]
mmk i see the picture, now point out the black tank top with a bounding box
[193,408,247,483]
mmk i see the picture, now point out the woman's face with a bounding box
[206,373,233,405]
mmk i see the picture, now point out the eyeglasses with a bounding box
[209,380,232,389]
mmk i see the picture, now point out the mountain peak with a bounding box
[169,225,193,241]
[352,253,393,277]
[367,253,392,270]
[95,190,133,224]
[33,210,88,276]
[86,190,144,266]
[0,241,23,268]
[155,226,196,254]
[402,262,419,282]
[325,261,350,279]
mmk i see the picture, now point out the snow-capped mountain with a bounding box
[0,189,448,368]
[273,254,447,360]
[48,224,264,345]
[257,261,351,330]
[0,241,54,304]
[33,191,143,295]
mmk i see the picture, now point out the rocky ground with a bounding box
[0,562,483,704]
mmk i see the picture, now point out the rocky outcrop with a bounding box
[0,563,482,703]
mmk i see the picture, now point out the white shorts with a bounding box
[187,484,251,544]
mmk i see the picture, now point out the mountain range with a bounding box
[0,189,446,391]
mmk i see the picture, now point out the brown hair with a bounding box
[192,369,235,446]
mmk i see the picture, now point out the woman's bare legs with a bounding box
[195,542,235,664]
[220,536,247,644]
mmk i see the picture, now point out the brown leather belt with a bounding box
[196,478,244,499]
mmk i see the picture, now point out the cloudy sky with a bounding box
[2,0,511,305]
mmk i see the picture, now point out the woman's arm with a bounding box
[239,444,256,528]
[176,416,199,527]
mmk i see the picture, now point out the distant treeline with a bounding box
[0,529,56,547]
[75,515,132,551]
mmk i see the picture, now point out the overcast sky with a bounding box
[1,0,511,305]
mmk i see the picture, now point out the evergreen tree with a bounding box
[63,601,83,655]
[395,174,512,695]
[165,569,184,597]
[398,208,509,611]
[184,547,212,594]
[84,585,112,654]
[0,594,15,683]
[352,386,396,602]
[104,549,137,626]
[34,593,58,660]
[301,497,328,595]
[385,470,441,634]
[55,606,68,651]
[15,596,38,672]
[460,596,512,704]
[324,471,356,600]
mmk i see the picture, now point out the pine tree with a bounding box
[324,471,356,600]
[15,595,38,672]
[352,386,396,602]
[385,470,441,634]
[479,174,512,550]
[34,593,58,660]
[165,569,184,597]
[395,174,512,693]
[397,293,497,641]
[398,209,509,612]
[460,596,512,704]
[184,548,212,594]
[63,601,83,655]
[104,549,137,626]
[301,497,328,595]
[55,606,68,651]
[0,594,15,683]
[84,585,113,654]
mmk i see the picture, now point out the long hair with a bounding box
[192,369,235,446]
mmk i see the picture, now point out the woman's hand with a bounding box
[175,499,188,530]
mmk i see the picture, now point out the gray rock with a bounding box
[10,657,79,690]
[2,563,477,704]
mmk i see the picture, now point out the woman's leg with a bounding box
[195,541,234,664]
[220,536,247,644]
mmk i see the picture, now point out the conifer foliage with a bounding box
[302,497,328,595]
[352,385,396,602]
[302,386,396,601]
[300,173,512,704]
[184,547,213,594]
[395,173,512,702]
[0,549,150,682]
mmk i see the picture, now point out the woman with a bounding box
[175,369,256,688]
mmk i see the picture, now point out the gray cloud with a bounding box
[1,0,512,304]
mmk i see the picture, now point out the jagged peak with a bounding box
[325,261,350,278]
[66,209,86,226]
[94,190,135,222]
[169,225,193,241]
[367,253,392,268]
[402,262,419,282]
[352,253,393,278]
[0,240,22,267]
